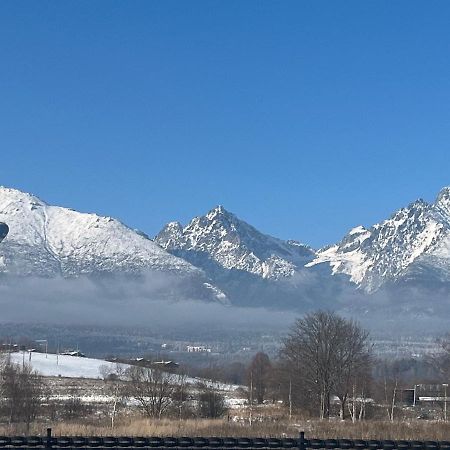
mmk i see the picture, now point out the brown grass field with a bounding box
[0,417,449,440]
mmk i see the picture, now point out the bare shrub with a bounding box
[196,383,228,418]
[247,352,272,404]
[125,366,176,419]
[0,362,46,428]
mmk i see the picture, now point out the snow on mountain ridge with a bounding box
[156,205,314,280]
[435,187,450,222]
[0,186,215,283]
[309,188,450,292]
[3,184,450,303]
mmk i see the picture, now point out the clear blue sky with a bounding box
[1,1,449,248]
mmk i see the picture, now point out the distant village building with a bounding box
[61,350,86,357]
[152,360,179,369]
[0,343,18,352]
[414,383,450,405]
[187,345,211,353]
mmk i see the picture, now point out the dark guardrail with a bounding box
[0,430,448,450]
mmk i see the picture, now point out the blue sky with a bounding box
[1,1,449,248]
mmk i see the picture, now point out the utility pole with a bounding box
[249,371,253,426]
[443,384,448,422]
[179,376,184,421]
[289,378,292,422]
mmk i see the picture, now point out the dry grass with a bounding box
[1,418,449,440]
[300,420,450,440]
[48,418,291,438]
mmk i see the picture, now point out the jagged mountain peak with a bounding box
[373,198,432,230]
[348,225,369,236]
[310,188,450,292]
[206,204,231,219]
[407,198,431,212]
[202,205,251,234]
[436,186,450,200]
[156,205,314,280]
[435,186,450,218]
[156,221,184,249]
[162,221,183,232]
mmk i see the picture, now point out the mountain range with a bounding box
[1,186,450,317]
[0,187,227,304]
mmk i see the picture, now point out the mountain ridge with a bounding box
[156,204,315,280]
[309,187,450,292]
[2,185,450,312]
[0,186,227,304]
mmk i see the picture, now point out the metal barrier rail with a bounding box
[0,431,448,450]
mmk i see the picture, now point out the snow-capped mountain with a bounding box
[3,184,450,315]
[155,206,327,308]
[308,187,450,293]
[0,187,226,303]
[156,205,314,280]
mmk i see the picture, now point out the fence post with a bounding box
[46,428,52,449]
[299,432,306,450]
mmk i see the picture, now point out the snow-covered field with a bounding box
[9,352,130,379]
[8,352,242,393]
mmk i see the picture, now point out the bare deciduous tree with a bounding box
[100,364,127,428]
[333,323,372,420]
[280,310,372,419]
[247,352,272,404]
[372,359,406,422]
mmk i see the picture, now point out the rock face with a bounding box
[155,206,329,309]
[156,205,314,279]
[0,222,8,243]
[156,189,450,314]
[0,187,227,303]
[308,187,450,293]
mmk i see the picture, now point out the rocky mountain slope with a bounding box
[156,188,450,313]
[156,205,314,279]
[0,187,226,303]
[2,185,450,314]
[309,187,450,293]
[155,206,340,308]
